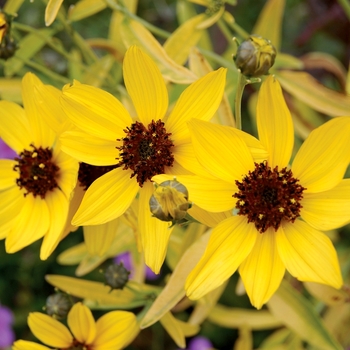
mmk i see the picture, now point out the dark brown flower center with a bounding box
[13,144,60,199]
[116,119,174,186]
[61,340,93,350]
[233,161,305,233]
[78,163,117,190]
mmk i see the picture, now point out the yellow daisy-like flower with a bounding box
[12,302,139,350]
[154,75,350,309]
[0,73,78,259]
[59,45,227,273]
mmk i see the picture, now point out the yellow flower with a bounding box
[12,302,139,350]
[0,73,78,259]
[59,45,226,273]
[154,75,350,309]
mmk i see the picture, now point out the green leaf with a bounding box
[4,28,56,77]
[276,70,350,117]
[45,0,64,26]
[272,53,304,71]
[81,54,115,87]
[304,282,350,306]
[3,0,25,14]
[208,304,282,330]
[68,0,107,22]
[252,0,285,51]
[267,280,343,350]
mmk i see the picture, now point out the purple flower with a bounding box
[187,336,213,350]
[0,305,15,347]
[0,139,16,159]
[114,251,159,281]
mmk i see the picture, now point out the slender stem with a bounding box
[337,0,350,21]
[217,18,234,43]
[223,13,250,40]
[234,72,247,130]
[104,0,171,39]
[198,47,237,71]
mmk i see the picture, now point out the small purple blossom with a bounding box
[187,336,213,350]
[0,139,17,159]
[0,305,15,347]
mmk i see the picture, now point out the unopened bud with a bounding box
[0,12,18,59]
[150,180,191,223]
[104,263,130,290]
[45,293,72,319]
[234,35,276,77]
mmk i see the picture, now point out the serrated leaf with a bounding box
[120,18,197,84]
[252,0,285,51]
[267,280,343,350]
[276,70,350,117]
[45,0,64,26]
[68,0,106,22]
[0,78,22,103]
[4,28,56,77]
[208,304,282,330]
[140,231,210,328]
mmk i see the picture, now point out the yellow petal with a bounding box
[239,228,285,309]
[28,312,73,348]
[257,75,293,168]
[292,116,350,193]
[188,119,255,183]
[40,190,69,260]
[68,302,96,344]
[94,311,139,349]
[72,168,139,225]
[61,83,132,142]
[152,174,235,213]
[123,46,168,125]
[301,179,350,231]
[0,101,31,152]
[138,182,173,274]
[22,73,55,148]
[188,204,232,228]
[60,130,119,166]
[45,0,64,26]
[0,186,24,228]
[12,340,50,350]
[0,159,17,190]
[84,217,119,256]
[6,195,49,253]
[276,220,343,288]
[186,216,257,300]
[166,68,227,144]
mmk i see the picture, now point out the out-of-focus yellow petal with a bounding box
[257,75,293,168]
[12,340,50,350]
[276,220,343,288]
[239,228,285,309]
[60,130,119,166]
[22,73,56,147]
[186,216,257,300]
[292,117,350,193]
[0,160,17,190]
[61,83,132,142]
[68,302,96,344]
[28,312,72,348]
[123,46,168,125]
[72,168,139,226]
[188,205,232,228]
[45,0,64,26]
[188,119,255,183]
[40,190,69,260]
[138,182,173,274]
[166,68,227,144]
[94,311,139,349]
[0,186,24,229]
[301,179,350,231]
[0,101,31,152]
[6,195,49,253]
[153,174,235,213]
[84,218,119,256]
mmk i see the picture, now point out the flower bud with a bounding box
[149,180,191,223]
[234,35,276,77]
[0,12,18,59]
[104,262,130,290]
[45,293,73,319]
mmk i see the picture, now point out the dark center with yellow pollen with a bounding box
[233,161,306,233]
[116,119,174,186]
[13,144,60,199]
[78,163,117,190]
[61,340,93,350]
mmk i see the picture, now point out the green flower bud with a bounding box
[45,293,73,319]
[234,35,276,77]
[0,12,18,60]
[104,263,130,290]
[149,180,192,223]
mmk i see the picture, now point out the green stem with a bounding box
[234,72,247,130]
[217,18,234,43]
[337,0,350,21]
[198,47,237,71]
[223,12,250,40]
[104,0,171,39]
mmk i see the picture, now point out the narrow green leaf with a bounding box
[68,0,107,22]
[3,0,25,14]
[304,282,350,306]
[81,55,114,87]
[267,280,343,350]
